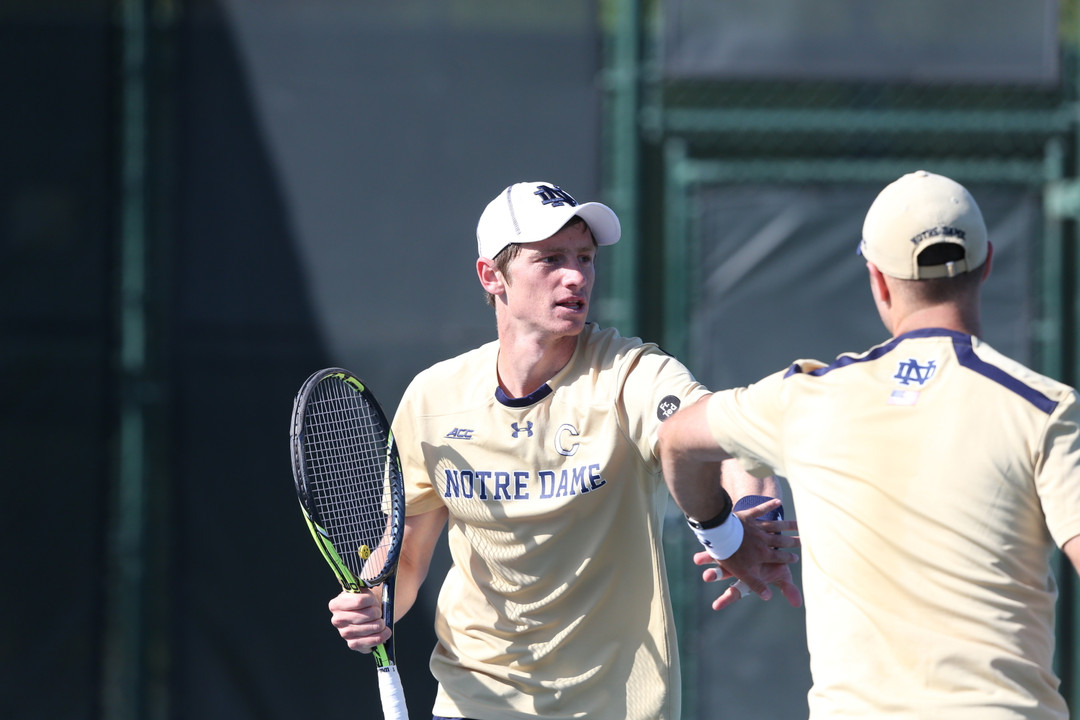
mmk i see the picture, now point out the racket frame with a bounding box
[289,367,408,681]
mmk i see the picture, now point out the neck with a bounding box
[495,330,579,398]
[891,304,980,338]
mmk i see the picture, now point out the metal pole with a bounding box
[601,0,642,336]
[103,0,149,716]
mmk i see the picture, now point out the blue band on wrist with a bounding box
[733,494,784,522]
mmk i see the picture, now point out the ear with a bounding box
[980,242,993,282]
[867,262,891,306]
[477,257,505,296]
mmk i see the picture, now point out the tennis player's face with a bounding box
[505,222,596,339]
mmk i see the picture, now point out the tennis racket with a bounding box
[290,368,409,720]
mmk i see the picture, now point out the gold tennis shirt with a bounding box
[395,323,709,720]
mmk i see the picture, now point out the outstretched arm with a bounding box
[720,457,783,506]
[660,395,736,522]
[659,394,800,604]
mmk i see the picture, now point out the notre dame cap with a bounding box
[859,170,988,280]
[476,182,621,260]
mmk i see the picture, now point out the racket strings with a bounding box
[302,379,404,583]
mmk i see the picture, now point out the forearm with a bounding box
[660,396,800,602]
[721,458,783,514]
[389,506,447,621]
[659,394,734,523]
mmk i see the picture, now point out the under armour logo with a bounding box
[894,358,937,386]
[511,421,534,438]
[533,184,578,208]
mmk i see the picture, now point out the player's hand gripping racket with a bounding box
[290,368,409,720]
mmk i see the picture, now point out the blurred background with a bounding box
[3,0,1079,718]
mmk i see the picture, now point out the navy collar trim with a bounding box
[495,384,553,408]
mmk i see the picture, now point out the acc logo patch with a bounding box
[657,395,681,421]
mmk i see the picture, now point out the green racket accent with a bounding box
[301,501,362,591]
[371,644,391,667]
[332,371,364,393]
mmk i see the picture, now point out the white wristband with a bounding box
[688,512,744,560]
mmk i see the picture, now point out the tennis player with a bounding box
[659,170,1080,719]
[328,181,801,720]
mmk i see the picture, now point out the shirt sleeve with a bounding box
[393,379,445,516]
[618,345,711,466]
[1036,389,1080,549]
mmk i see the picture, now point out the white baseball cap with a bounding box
[859,170,988,280]
[476,181,621,259]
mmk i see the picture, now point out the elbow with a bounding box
[657,415,671,445]
[657,412,680,455]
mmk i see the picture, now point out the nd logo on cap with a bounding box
[476,181,621,260]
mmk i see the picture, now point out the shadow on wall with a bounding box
[170,2,443,717]
[2,1,606,717]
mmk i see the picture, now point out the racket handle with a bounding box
[377,666,409,719]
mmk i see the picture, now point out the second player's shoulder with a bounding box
[574,323,690,373]
[780,331,927,380]
[570,325,694,393]
[567,323,708,410]
[781,358,831,377]
[967,336,1078,406]
[576,323,646,358]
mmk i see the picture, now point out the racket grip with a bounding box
[377,666,409,720]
